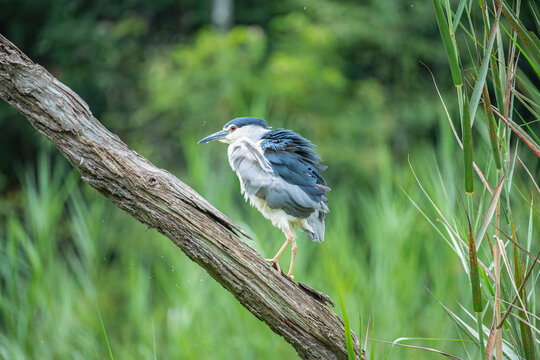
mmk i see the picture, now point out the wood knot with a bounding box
[146,175,158,187]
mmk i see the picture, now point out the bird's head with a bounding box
[198,117,270,145]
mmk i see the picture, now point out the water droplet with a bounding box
[303,6,307,10]
[171,265,175,272]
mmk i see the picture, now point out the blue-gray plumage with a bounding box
[198,117,329,279]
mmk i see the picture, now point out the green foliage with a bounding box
[0,146,480,359]
[0,0,538,359]
[417,0,540,359]
[462,92,473,194]
[433,0,462,87]
[336,283,356,360]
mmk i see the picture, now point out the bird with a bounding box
[198,117,329,280]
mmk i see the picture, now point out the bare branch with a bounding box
[0,34,363,360]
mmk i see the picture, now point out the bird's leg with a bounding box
[287,235,297,280]
[265,229,294,274]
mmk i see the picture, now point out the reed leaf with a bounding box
[469,1,502,126]
[492,107,540,158]
[482,86,501,169]
[337,283,356,360]
[501,1,540,74]
[475,165,507,249]
[466,212,482,314]
[433,0,462,87]
[462,92,474,194]
[453,0,467,33]
[511,221,535,360]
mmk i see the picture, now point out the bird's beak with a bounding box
[197,130,228,144]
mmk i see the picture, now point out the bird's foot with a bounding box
[287,272,294,281]
[265,258,281,273]
[265,258,295,281]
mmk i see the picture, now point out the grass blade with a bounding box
[376,338,462,360]
[337,282,356,360]
[462,91,474,194]
[433,0,462,87]
[466,214,482,314]
[97,306,115,360]
[469,1,503,126]
[482,85,502,169]
[359,313,363,359]
[423,62,494,194]
[491,107,540,158]
[426,288,520,359]
[511,221,535,359]
[474,164,507,249]
[495,239,532,329]
[501,1,540,73]
[462,197,484,358]
[453,0,467,32]
[370,318,375,360]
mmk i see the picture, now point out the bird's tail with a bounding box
[303,208,326,242]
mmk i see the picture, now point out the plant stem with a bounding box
[476,312,485,360]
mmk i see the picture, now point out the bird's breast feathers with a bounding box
[227,137,273,174]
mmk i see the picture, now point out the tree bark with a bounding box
[0,34,364,360]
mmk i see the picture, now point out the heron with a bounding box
[198,117,329,280]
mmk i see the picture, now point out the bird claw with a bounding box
[265,258,281,273]
[265,259,295,281]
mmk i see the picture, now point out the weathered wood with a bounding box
[0,34,364,360]
[298,282,336,308]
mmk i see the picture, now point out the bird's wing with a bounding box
[260,129,329,203]
[263,151,328,202]
[228,137,318,219]
[261,129,330,240]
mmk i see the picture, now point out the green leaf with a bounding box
[337,283,356,360]
[482,86,501,169]
[496,111,540,158]
[475,165,507,249]
[469,2,502,126]
[501,1,540,74]
[462,92,474,194]
[453,0,467,32]
[465,205,482,313]
[433,0,462,87]
[511,221,535,360]
[98,306,115,360]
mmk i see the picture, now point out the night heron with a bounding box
[198,117,329,279]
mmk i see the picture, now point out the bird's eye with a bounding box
[230,125,237,132]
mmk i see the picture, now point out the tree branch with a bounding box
[0,34,363,360]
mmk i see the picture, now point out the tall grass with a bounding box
[0,2,538,358]
[0,153,299,359]
[1,100,537,360]
[421,0,540,359]
[0,139,507,359]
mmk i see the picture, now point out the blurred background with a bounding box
[0,0,538,359]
